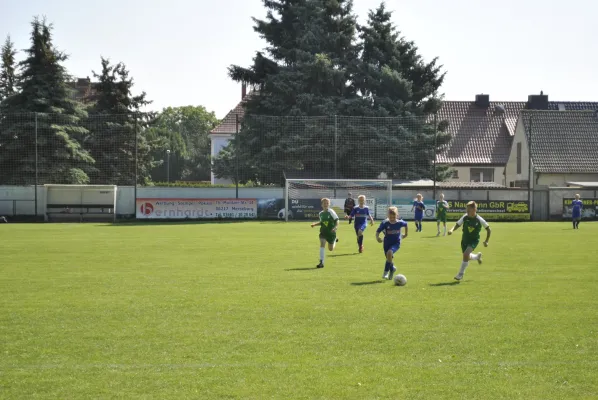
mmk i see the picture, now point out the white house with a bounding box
[505,108,598,188]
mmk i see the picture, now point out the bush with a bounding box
[149,181,279,188]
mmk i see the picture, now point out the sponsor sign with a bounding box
[287,198,377,220]
[136,198,257,219]
[562,198,598,220]
[446,200,530,214]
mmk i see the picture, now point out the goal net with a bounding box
[284,179,392,221]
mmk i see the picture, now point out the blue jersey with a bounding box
[350,206,371,225]
[377,219,408,244]
[572,200,583,217]
[413,201,425,217]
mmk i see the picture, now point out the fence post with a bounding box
[134,112,138,216]
[334,115,338,180]
[433,113,438,202]
[235,113,239,199]
[34,112,38,218]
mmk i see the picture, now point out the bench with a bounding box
[46,203,115,222]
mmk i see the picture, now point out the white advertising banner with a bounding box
[136,198,257,219]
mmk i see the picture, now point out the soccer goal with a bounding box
[44,184,117,222]
[284,179,392,221]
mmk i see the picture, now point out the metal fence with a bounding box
[0,112,450,188]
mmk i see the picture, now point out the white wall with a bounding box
[445,166,505,185]
[536,173,598,188]
[505,119,530,186]
[210,133,233,185]
[0,186,46,216]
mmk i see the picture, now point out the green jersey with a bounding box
[319,209,339,235]
[457,213,489,243]
[436,200,449,217]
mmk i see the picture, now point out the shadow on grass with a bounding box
[428,282,461,287]
[420,235,442,239]
[285,267,319,271]
[329,253,360,258]
[351,280,384,286]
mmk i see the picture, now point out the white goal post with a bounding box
[284,179,393,222]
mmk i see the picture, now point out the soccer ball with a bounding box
[393,274,407,286]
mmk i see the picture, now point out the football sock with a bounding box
[385,261,391,272]
[357,236,363,246]
[573,221,576,229]
[459,261,469,275]
[319,247,325,262]
[469,253,480,260]
[443,227,447,234]
[576,220,580,228]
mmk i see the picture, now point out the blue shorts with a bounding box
[354,222,367,233]
[572,214,581,220]
[383,241,400,254]
[414,214,423,221]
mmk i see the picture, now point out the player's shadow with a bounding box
[428,282,461,287]
[351,280,384,286]
[285,267,319,271]
[329,253,359,258]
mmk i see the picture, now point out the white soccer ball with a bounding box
[393,274,407,286]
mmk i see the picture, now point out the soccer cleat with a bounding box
[383,273,390,280]
[359,245,364,253]
[317,262,324,268]
[454,274,463,281]
[477,252,483,265]
[388,265,397,280]
[436,231,440,236]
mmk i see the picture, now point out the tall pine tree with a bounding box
[0,36,17,103]
[0,17,93,185]
[214,0,361,184]
[86,57,157,185]
[345,2,450,179]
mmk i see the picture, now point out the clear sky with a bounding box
[1,0,597,118]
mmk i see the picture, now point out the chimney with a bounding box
[527,91,549,110]
[475,94,490,108]
[241,83,247,100]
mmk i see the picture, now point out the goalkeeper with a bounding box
[344,193,356,224]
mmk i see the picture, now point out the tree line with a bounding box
[213,0,451,185]
[0,17,218,186]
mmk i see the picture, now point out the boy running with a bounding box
[376,207,408,280]
[344,193,356,225]
[411,193,426,232]
[448,201,491,281]
[436,193,449,236]
[311,198,339,268]
[571,194,583,229]
[346,195,374,253]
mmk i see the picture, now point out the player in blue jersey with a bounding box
[571,194,583,229]
[376,207,408,280]
[411,193,426,232]
[346,195,375,253]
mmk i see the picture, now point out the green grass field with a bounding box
[1,221,597,399]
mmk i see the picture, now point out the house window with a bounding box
[470,168,494,183]
[516,142,522,174]
[451,170,459,179]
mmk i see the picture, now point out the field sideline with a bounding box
[1,221,597,399]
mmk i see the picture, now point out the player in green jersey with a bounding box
[448,201,491,281]
[310,198,339,268]
[436,193,449,236]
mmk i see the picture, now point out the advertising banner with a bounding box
[287,198,376,220]
[446,200,529,215]
[562,198,598,220]
[136,198,257,219]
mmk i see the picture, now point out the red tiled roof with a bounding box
[434,101,527,165]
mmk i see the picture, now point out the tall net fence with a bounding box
[212,114,449,186]
[0,113,138,186]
